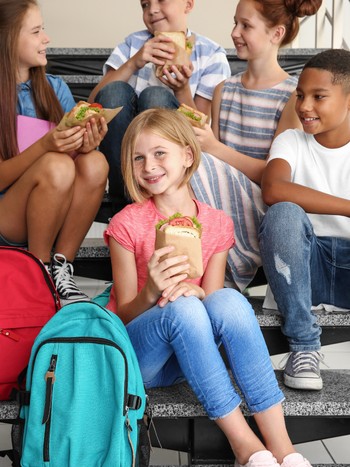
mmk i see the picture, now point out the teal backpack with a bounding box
[19,300,147,467]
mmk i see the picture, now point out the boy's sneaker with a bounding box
[281,452,312,467]
[282,351,324,390]
[51,253,90,306]
[234,450,279,467]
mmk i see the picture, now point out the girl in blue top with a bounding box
[0,0,109,305]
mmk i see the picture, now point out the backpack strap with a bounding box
[127,394,142,411]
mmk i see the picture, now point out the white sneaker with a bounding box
[281,452,312,467]
[234,450,280,467]
[51,253,90,306]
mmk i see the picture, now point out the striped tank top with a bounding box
[219,72,298,160]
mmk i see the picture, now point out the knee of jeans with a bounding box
[259,202,307,238]
[204,289,255,328]
[95,81,136,107]
[165,296,209,327]
[138,86,177,110]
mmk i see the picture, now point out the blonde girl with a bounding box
[105,108,312,467]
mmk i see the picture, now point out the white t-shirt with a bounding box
[268,129,350,239]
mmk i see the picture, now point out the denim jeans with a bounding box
[95,81,179,213]
[126,289,284,419]
[259,202,350,351]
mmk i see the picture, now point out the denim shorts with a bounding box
[0,232,27,248]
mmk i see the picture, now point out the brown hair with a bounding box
[253,0,322,47]
[0,0,64,161]
[121,108,201,203]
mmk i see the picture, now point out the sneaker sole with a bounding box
[284,374,323,391]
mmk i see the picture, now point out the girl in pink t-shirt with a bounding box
[104,108,311,467]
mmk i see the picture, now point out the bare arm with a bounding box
[200,250,228,295]
[109,238,191,324]
[193,81,266,184]
[262,158,350,216]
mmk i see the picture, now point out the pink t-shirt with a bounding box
[104,198,235,313]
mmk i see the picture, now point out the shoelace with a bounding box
[52,254,84,297]
[279,351,326,373]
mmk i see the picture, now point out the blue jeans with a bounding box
[95,82,179,213]
[259,202,350,351]
[126,289,284,419]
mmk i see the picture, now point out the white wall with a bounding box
[39,0,350,51]
[39,0,238,49]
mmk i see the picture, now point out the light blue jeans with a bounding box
[259,202,350,351]
[126,288,284,419]
[95,81,179,213]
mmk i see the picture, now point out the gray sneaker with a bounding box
[51,253,90,306]
[282,351,324,390]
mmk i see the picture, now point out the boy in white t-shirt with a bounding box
[258,49,350,391]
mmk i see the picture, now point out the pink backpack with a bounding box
[0,247,60,400]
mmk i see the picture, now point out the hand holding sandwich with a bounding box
[40,116,108,157]
[147,245,205,308]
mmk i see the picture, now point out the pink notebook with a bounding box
[17,115,56,153]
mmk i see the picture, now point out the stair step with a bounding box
[147,370,350,418]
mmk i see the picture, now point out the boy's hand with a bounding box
[158,282,205,308]
[133,35,175,69]
[78,117,108,153]
[157,63,193,92]
[146,245,190,301]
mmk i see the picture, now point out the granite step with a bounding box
[147,370,350,419]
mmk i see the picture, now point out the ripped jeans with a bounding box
[259,202,350,351]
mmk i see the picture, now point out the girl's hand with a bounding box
[42,125,86,153]
[78,117,108,154]
[158,282,205,307]
[132,35,175,69]
[157,63,193,93]
[192,123,218,153]
[146,245,190,301]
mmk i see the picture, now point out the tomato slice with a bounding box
[168,217,193,227]
[89,102,103,109]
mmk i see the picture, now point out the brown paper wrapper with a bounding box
[155,228,203,279]
[57,105,123,130]
[155,33,195,78]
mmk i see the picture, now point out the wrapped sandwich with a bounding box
[155,31,194,78]
[155,213,203,279]
[177,103,208,128]
[57,101,123,130]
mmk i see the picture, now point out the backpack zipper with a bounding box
[0,328,20,341]
[32,337,129,463]
[42,354,57,462]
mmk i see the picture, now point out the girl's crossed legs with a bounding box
[126,288,295,464]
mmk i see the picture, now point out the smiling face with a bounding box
[140,0,193,35]
[231,0,278,60]
[17,5,49,82]
[296,68,350,148]
[132,130,194,198]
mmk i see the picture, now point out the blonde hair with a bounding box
[121,108,201,203]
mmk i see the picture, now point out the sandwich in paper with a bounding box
[177,103,208,128]
[154,31,194,78]
[155,212,203,279]
[57,101,123,130]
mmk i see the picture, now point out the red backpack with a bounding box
[0,246,60,400]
